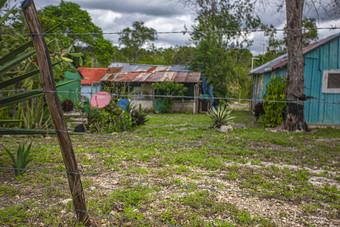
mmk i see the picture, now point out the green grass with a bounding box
[0,111,339,225]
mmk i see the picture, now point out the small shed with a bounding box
[101,63,202,113]
[250,33,340,125]
[79,67,108,100]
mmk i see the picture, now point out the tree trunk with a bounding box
[284,0,310,132]
[22,0,92,225]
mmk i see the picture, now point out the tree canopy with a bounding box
[38,1,115,66]
[119,21,157,63]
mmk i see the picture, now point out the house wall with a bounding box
[81,83,101,100]
[303,38,340,124]
[253,37,340,124]
[57,71,82,103]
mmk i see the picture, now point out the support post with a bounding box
[21,0,91,225]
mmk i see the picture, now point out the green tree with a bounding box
[119,21,157,63]
[38,1,114,66]
[189,0,261,102]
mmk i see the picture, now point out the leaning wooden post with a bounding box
[21,0,91,225]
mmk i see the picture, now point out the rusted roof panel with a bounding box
[174,72,188,83]
[146,72,164,82]
[154,66,170,72]
[186,72,201,83]
[101,63,201,83]
[132,72,152,82]
[162,72,176,82]
[116,72,139,82]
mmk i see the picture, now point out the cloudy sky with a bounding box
[13,0,340,55]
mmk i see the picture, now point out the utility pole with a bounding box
[21,0,91,225]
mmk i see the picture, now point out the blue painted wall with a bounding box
[81,84,101,101]
[253,38,340,124]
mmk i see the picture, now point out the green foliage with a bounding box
[128,104,148,127]
[39,1,114,66]
[3,142,33,176]
[208,105,234,128]
[259,77,286,127]
[190,0,261,100]
[119,21,157,63]
[152,82,187,113]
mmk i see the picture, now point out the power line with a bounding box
[0,167,338,205]
[1,127,339,157]
[0,27,340,37]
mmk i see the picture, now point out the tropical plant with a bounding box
[259,77,286,127]
[208,105,234,128]
[3,142,33,176]
[152,82,187,113]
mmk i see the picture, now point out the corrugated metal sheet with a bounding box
[101,63,201,83]
[79,67,108,85]
[250,33,340,75]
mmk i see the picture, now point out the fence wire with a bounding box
[0,167,339,206]
[1,89,340,105]
[1,127,339,157]
[0,198,180,227]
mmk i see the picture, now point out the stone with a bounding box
[219,125,233,133]
[179,128,187,131]
[62,198,72,204]
[89,186,96,191]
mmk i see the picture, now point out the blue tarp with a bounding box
[201,76,213,108]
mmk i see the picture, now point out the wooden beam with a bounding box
[21,0,91,225]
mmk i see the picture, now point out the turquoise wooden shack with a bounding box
[250,33,340,125]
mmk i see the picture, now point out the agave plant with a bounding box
[208,105,234,128]
[3,142,33,176]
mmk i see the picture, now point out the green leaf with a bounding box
[0,41,33,66]
[0,4,16,25]
[0,50,36,76]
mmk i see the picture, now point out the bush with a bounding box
[152,82,187,113]
[129,104,148,127]
[208,105,234,128]
[61,99,74,112]
[259,77,286,127]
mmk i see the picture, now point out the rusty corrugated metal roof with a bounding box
[101,64,201,83]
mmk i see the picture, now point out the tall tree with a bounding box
[119,21,157,63]
[188,0,261,101]
[284,0,309,131]
[39,1,114,66]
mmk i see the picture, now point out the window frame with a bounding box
[322,70,340,94]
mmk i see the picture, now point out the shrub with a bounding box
[259,77,286,127]
[208,105,234,128]
[129,104,148,127]
[152,82,187,113]
[3,142,33,177]
[253,102,265,120]
[61,99,74,112]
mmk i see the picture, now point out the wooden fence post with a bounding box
[21,0,91,225]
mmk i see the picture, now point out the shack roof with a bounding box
[101,63,201,83]
[79,67,108,85]
[249,33,340,75]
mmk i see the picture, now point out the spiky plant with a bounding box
[208,105,234,128]
[3,142,33,176]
